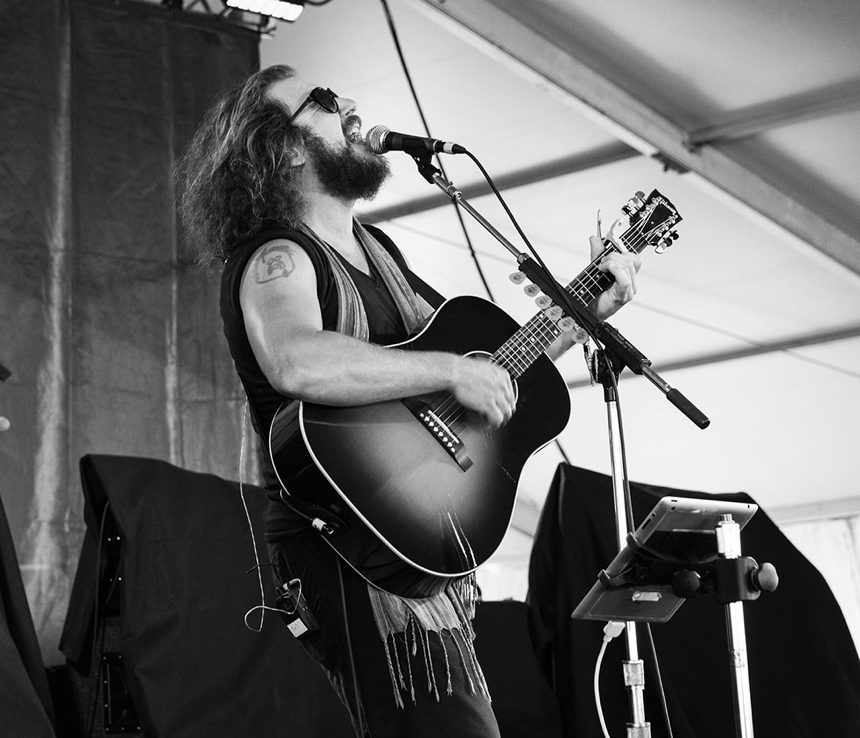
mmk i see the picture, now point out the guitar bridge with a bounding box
[402,397,473,471]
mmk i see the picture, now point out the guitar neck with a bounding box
[494,246,616,379]
[491,188,681,380]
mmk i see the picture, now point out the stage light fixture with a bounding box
[224,0,305,22]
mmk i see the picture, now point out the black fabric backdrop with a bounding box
[528,464,860,738]
[59,454,563,738]
[61,454,355,737]
[0,0,259,665]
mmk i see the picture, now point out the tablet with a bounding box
[571,496,758,623]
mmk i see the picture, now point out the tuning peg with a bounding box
[655,229,680,254]
[523,283,541,298]
[509,271,526,284]
[622,191,646,216]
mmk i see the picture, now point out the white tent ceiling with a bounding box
[257,0,860,555]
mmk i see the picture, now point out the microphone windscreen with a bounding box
[365,125,390,155]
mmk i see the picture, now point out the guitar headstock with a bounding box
[619,190,682,254]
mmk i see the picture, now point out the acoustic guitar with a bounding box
[269,189,682,597]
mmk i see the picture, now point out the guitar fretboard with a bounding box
[490,192,677,379]
[493,244,617,379]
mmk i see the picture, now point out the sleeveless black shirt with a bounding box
[219,224,439,539]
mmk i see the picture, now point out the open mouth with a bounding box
[344,116,363,144]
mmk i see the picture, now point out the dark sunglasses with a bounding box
[285,87,339,126]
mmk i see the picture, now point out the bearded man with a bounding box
[175,64,640,737]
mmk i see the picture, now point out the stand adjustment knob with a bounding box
[672,569,702,598]
[751,562,779,593]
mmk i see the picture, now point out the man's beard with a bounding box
[302,127,391,202]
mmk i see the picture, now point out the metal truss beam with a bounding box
[566,323,860,389]
[139,0,274,33]
[687,78,860,148]
[412,0,860,277]
[361,141,637,224]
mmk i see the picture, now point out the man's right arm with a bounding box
[239,239,516,426]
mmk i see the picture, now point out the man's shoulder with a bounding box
[243,238,315,286]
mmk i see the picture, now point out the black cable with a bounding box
[554,438,572,465]
[378,0,601,469]
[378,0,495,302]
[369,15,674,734]
[645,623,675,738]
[337,558,369,736]
[465,147,589,465]
[377,0,610,584]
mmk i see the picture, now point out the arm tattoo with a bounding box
[254,244,297,284]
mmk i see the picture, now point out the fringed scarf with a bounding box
[283,220,489,707]
[368,577,489,708]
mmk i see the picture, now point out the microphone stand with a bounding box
[407,153,711,429]
[407,152,711,737]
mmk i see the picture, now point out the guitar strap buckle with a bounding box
[278,488,348,536]
[311,517,336,535]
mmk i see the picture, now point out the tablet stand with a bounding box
[573,497,778,736]
[585,347,778,737]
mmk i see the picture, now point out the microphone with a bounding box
[365,125,466,156]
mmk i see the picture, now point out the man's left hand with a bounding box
[589,233,642,321]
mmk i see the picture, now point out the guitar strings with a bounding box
[425,215,663,428]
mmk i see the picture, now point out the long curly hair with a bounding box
[175,65,306,268]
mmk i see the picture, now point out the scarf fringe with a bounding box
[368,577,490,709]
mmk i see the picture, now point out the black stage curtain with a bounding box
[0,0,259,666]
[473,600,563,738]
[60,454,353,737]
[59,454,564,737]
[528,464,860,738]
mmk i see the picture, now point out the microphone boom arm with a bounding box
[414,155,709,430]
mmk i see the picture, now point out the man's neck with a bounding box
[302,191,357,253]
